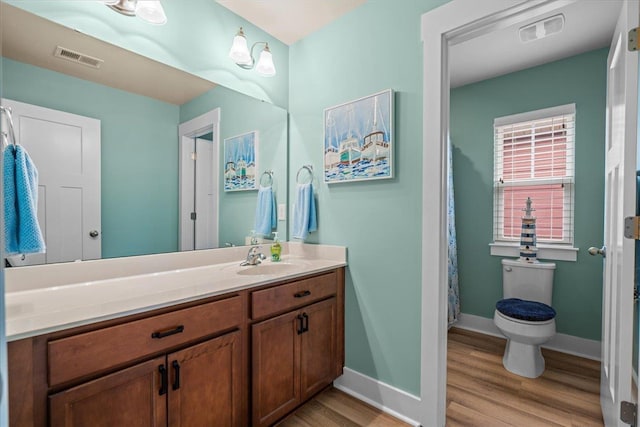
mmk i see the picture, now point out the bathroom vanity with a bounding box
[5,243,346,427]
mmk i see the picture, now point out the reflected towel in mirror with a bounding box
[254,185,276,236]
[4,145,45,255]
[292,183,317,240]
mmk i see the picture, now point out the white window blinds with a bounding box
[493,104,575,245]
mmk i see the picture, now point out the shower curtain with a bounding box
[448,137,460,328]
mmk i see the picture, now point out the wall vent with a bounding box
[54,46,104,69]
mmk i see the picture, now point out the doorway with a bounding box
[420,1,635,425]
[178,109,220,251]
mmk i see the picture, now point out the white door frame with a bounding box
[178,108,220,251]
[420,1,577,425]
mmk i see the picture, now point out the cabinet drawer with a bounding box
[251,271,337,320]
[48,295,242,387]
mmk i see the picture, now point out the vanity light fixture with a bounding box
[519,14,564,43]
[228,27,276,77]
[102,0,167,25]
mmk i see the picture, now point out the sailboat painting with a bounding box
[323,89,393,183]
[224,131,258,191]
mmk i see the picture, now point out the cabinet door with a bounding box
[300,298,337,401]
[167,331,242,427]
[252,310,301,427]
[49,357,167,427]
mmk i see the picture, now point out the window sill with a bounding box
[489,242,578,262]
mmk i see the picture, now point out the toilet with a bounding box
[493,258,556,378]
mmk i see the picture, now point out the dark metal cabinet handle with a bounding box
[294,290,311,298]
[151,325,184,339]
[297,314,304,335]
[158,364,168,395]
[172,360,181,390]
[301,313,309,333]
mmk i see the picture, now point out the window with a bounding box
[493,104,575,246]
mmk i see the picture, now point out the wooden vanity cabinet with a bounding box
[48,331,241,427]
[7,267,345,427]
[9,293,246,427]
[49,356,167,427]
[250,270,344,427]
[167,331,241,426]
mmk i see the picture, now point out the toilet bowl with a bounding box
[493,259,556,378]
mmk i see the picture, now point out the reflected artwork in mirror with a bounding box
[0,2,288,266]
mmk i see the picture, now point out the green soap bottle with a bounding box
[270,232,281,262]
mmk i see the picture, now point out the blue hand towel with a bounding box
[254,185,276,236]
[4,145,45,255]
[292,183,317,240]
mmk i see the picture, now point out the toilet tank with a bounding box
[502,258,556,305]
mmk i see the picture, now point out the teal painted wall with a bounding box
[2,58,180,258]
[180,85,288,246]
[289,0,449,396]
[8,0,289,108]
[450,48,608,341]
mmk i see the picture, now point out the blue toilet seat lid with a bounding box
[496,298,556,322]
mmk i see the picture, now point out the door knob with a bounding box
[588,246,606,257]
[89,230,100,238]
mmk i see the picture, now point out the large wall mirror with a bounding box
[0,3,288,266]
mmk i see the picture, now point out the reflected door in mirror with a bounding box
[2,99,101,266]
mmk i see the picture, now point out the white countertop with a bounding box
[5,243,347,341]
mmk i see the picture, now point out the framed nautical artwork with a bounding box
[323,89,394,183]
[223,131,259,192]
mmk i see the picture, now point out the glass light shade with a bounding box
[102,0,121,5]
[135,0,167,25]
[229,34,252,65]
[256,48,276,77]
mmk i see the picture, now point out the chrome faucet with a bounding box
[241,246,266,266]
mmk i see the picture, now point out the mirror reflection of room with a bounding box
[1,3,288,266]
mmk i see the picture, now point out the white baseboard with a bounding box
[455,313,602,361]
[333,368,422,426]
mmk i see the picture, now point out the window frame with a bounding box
[490,103,578,262]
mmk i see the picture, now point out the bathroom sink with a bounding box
[236,263,301,276]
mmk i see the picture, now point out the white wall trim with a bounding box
[455,313,601,361]
[489,242,579,262]
[333,368,421,427]
[420,1,561,425]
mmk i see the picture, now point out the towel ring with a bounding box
[0,106,18,148]
[296,165,313,185]
[260,170,273,187]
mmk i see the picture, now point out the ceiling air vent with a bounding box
[519,14,565,43]
[54,46,104,69]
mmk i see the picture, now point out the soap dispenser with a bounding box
[270,232,282,262]
[249,230,258,245]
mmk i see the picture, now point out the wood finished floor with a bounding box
[275,386,409,426]
[278,328,603,426]
[447,328,603,427]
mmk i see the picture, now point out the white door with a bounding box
[600,2,639,425]
[1,99,101,265]
[194,137,216,250]
[178,109,219,251]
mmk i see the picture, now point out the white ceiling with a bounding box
[215,0,367,45]
[449,1,620,88]
[217,0,621,88]
[2,1,622,103]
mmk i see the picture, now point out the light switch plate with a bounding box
[278,204,287,221]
